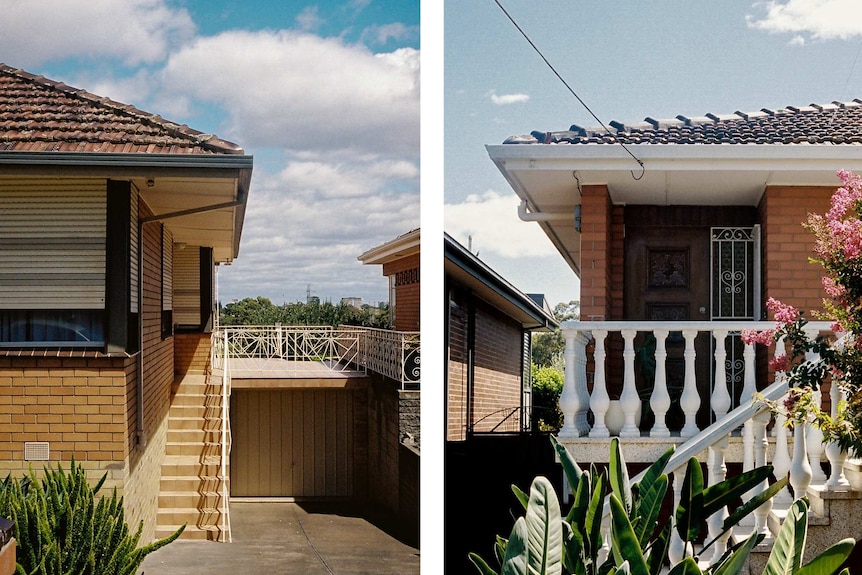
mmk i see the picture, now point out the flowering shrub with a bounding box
[741,170,862,457]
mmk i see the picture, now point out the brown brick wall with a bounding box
[447,291,469,441]
[471,303,523,432]
[174,332,211,375]
[760,185,834,316]
[384,253,419,331]
[580,185,613,319]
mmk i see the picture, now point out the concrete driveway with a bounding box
[140,501,420,575]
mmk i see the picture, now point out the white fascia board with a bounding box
[486,143,862,174]
[357,228,420,265]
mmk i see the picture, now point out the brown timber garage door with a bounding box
[230,389,357,497]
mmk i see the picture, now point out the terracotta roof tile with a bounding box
[506,99,862,146]
[0,63,243,155]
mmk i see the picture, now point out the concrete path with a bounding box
[140,501,420,575]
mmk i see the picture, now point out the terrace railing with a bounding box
[339,326,421,390]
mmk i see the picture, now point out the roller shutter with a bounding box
[0,179,106,309]
[173,246,200,326]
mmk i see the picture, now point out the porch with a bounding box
[556,319,861,568]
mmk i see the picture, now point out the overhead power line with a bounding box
[492,0,645,180]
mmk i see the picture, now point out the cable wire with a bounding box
[492,0,645,180]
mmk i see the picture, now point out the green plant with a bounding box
[532,365,564,432]
[0,460,184,575]
[468,436,851,575]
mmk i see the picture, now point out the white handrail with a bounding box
[220,329,231,543]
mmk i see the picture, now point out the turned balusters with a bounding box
[589,329,611,438]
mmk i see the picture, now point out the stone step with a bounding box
[158,490,225,509]
[156,524,222,541]
[160,474,225,492]
[160,456,222,477]
[172,393,222,407]
[167,416,221,431]
[169,403,222,419]
[165,440,224,457]
[168,427,221,443]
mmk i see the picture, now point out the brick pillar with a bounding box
[580,185,613,320]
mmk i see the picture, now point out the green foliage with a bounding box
[469,437,853,575]
[0,460,184,575]
[219,297,390,328]
[532,365,564,432]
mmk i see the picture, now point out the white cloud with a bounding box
[218,156,419,303]
[489,91,530,105]
[296,6,323,32]
[361,23,417,45]
[747,0,862,42]
[444,190,557,259]
[0,0,195,67]
[158,30,420,157]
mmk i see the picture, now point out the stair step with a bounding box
[160,475,225,491]
[158,490,225,508]
[156,524,222,541]
[169,404,222,418]
[168,428,221,443]
[157,507,225,528]
[165,441,224,457]
[167,416,221,431]
[172,393,222,407]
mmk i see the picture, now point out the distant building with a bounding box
[341,297,364,308]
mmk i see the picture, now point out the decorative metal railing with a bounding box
[339,326,421,390]
[211,325,420,387]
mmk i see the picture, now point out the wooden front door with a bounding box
[624,206,756,430]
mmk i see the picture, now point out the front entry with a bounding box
[624,206,757,430]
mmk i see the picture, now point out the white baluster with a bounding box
[668,465,693,565]
[620,329,641,438]
[752,410,774,539]
[737,338,758,528]
[807,423,827,483]
[798,328,826,483]
[650,329,671,437]
[711,330,731,420]
[558,330,583,438]
[680,329,701,437]
[589,330,611,438]
[771,396,793,507]
[706,436,731,564]
[826,383,849,490]
[789,422,813,499]
[572,330,592,435]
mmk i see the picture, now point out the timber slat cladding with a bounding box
[230,388,356,497]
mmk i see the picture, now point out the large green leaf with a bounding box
[469,551,501,575]
[634,475,667,546]
[795,538,854,575]
[710,531,760,575]
[525,476,563,575]
[645,522,671,575]
[512,484,529,511]
[721,477,788,534]
[675,458,704,542]
[763,499,808,575]
[585,472,608,563]
[552,435,584,494]
[609,438,633,515]
[501,517,529,575]
[636,446,673,508]
[666,557,701,575]
[702,465,773,518]
[609,493,650,575]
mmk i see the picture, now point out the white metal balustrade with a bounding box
[559,319,855,567]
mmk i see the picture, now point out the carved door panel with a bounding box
[625,223,712,430]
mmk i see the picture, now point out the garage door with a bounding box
[230,389,357,497]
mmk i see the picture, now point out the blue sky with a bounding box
[445,0,862,308]
[0,0,419,306]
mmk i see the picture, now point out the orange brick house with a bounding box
[358,228,420,331]
[444,232,557,441]
[487,100,862,433]
[0,64,252,541]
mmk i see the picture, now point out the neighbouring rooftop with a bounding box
[504,99,862,146]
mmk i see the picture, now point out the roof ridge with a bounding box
[0,62,244,155]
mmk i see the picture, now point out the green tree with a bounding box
[532,300,579,368]
[532,365,564,432]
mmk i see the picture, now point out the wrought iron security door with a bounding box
[711,226,760,410]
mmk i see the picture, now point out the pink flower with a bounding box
[770,354,791,373]
[823,276,845,298]
[766,298,799,326]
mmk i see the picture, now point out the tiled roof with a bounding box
[0,63,243,155]
[504,100,862,145]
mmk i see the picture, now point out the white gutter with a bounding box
[517,200,572,222]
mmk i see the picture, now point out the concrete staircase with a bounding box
[155,373,230,542]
